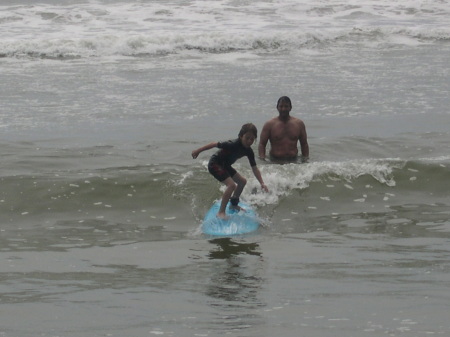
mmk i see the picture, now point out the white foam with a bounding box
[1,0,449,60]
[240,158,404,206]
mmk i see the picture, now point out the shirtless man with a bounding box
[258,96,309,162]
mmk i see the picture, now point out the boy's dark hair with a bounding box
[238,123,258,138]
[277,96,292,108]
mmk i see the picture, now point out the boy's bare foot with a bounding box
[230,205,246,212]
[217,212,228,220]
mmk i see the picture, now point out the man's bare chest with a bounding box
[271,123,299,141]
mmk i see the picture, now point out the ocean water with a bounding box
[1,0,450,336]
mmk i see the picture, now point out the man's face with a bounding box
[277,100,292,116]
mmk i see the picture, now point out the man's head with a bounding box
[277,96,292,117]
[277,96,292,109]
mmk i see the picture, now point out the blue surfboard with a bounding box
[202,200,260,236]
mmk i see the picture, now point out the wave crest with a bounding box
[1,26,449,60]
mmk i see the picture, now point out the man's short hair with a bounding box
[277,96,292,108]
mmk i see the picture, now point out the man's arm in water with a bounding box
[258,121,271,160]
[299,121,309,159]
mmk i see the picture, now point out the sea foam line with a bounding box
[1,0,450,59]
[237,158,405,206]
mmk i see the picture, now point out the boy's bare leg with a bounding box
[230,173,247,212]
[218,178,236,219]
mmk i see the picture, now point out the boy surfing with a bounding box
[192,123,269,219]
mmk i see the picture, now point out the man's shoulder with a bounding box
[289,115,303,122]
[263,117,278,125]
[270,116,304,125]
[288,116,305,127]
[264,116,284,127]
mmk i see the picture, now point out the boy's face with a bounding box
[240,132,255,148]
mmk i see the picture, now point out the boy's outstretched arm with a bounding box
[192,142,218,159]
[251,166,269,192]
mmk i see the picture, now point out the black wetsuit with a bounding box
[208,138,256,182]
